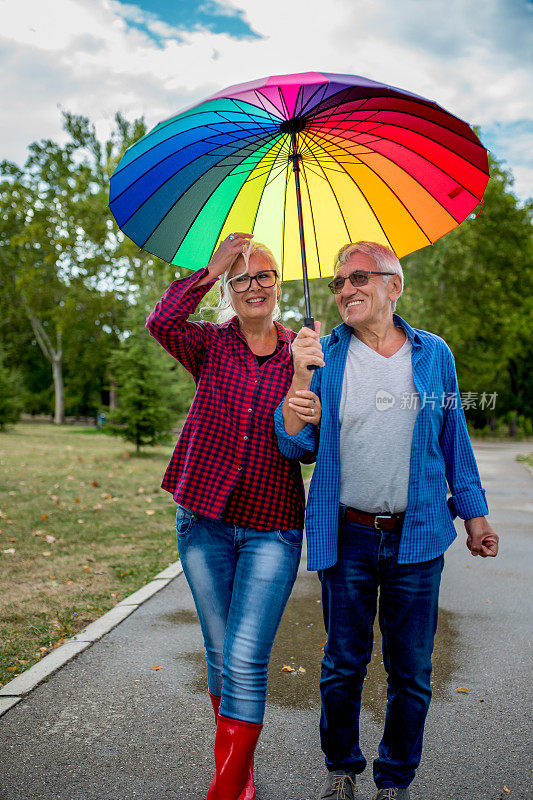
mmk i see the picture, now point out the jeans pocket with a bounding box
[175,505,196,538]
[277,528,303,548]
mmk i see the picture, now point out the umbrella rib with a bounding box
[280,154,291,282]
[298,81,332,117]
[112,128,276,215]
[306,128,434,247]
[300,130,352,251]
[165,138,280,266]
[309,126,485,216]
[312,103,489,168]
[111,124,275,201]
[218,99,279,138]
[303,128,397,251]
[251,89,286,129]
[129,132,277,247]
[298,152,323,279]
[248,140,289,236]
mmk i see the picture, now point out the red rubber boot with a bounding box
[206,714,262,800]
[208,694,256,800]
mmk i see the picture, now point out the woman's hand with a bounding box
[206,233,253,280]
[287,390,321,426]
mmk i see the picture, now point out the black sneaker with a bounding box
[319,769,357,799]
[373,789,410,800]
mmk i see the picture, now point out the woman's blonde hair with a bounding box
[203,240,282,323]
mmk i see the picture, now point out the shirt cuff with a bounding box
[447,487,489,520]
[274,403,316,458]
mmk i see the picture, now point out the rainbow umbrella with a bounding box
[109,72,489,325]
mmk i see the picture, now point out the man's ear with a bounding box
[390,274,403,302]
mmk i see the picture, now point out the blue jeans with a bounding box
[175,506,302,724]
[319,515,444,788]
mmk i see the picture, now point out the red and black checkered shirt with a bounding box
[146,268,305,531]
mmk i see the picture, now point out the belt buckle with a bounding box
[374,514,392,530]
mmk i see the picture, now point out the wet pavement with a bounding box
[0,442,531,800]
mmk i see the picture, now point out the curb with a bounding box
[0,561,183,717]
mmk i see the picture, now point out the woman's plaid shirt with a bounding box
[146,268,305,531]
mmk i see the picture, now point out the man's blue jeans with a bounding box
[319,515,444,789]
[175,506,302,724]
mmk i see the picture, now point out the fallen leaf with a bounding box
[297,667,306,674]
[41,551,52,557]
[502,786,510,794]
[83,566,91,572]
[44,535,56,544]
[8,491,16,496]
[75,498,81,503]
[145,497,152,503]
[3,548,15,554]
[51,495,59,503]
[8,537,16,543]
[77,456,83,462]
[78,519,84,524]
[137,487,145,494]
[456,687,470,694]
[101,493,112,500]
[91,480,99,487]
[66,476,74,481]
[93,504,103,510]
[32,529,45,536]
[0,511,5,518]
[65,579,74,585]
[38,646,48,652]
[282,664,295,672]
[41,513,48,521]
[119,534,127,538]
[146,510,155,516]
[152,664,163,670]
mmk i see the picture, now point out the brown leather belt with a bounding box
[343,506,405,531]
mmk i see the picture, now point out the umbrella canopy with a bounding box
[109,72,489,283]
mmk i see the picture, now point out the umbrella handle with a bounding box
[303,317,320,371]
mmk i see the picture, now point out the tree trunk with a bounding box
[109,377,118,409]
[52,356,65,425]
[24,305,65,425]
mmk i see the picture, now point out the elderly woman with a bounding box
[146,233,320,800]
[276,241,498,800]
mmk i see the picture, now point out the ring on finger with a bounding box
[228,233,235,240]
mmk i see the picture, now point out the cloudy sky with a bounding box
[1,0,532,200]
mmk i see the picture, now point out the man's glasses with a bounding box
[229,270,278,293]
[327,270,395,294]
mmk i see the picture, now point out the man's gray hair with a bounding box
[334,241,404,312]
[203,240,281,323]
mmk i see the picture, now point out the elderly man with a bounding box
[274,242,498,800]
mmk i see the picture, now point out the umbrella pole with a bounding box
[290,131,314,331]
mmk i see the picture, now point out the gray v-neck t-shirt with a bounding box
[339,332,419,514]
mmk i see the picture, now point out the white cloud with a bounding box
[0,0,531,199]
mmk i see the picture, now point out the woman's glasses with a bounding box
[229,270,278,293]
[327,270,395,294]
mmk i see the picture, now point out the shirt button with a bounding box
[238,466,243,471]
[248,408,253,413]
[243,436,248,441]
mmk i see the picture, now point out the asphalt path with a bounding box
[0,442,531,800]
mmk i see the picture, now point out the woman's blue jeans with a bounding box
[319,517,444,789]
[175,506,302,724]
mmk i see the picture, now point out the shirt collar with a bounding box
[329,314,421,348]
[226,316,293,347]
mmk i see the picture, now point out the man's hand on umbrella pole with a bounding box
[465,516,499,557]
[292,322,325,379]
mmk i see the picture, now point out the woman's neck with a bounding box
[239,318,278,355]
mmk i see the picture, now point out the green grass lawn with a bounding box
[0,423,314,689]
[517,453,533,469]
[0,423,179,688]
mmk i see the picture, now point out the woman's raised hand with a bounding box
[207,233,253,279]
[288,390,322,427]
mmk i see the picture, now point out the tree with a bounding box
[0,345,23,430]
[105,306,188,453]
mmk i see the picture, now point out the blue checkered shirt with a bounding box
[274,315,489,570]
